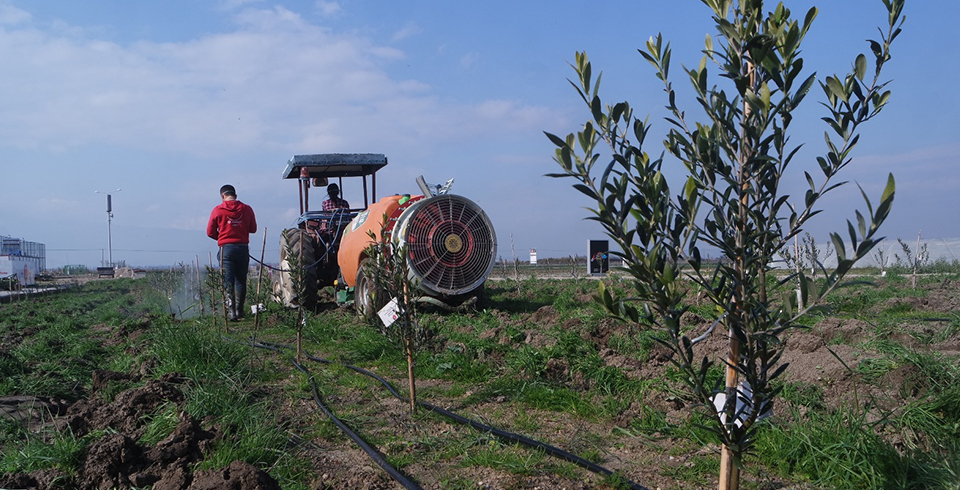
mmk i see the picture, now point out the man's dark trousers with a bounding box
[221,244,250,320]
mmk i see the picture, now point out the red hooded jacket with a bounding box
[207,199,257,246]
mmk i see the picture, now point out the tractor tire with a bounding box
[354,258,385,321]
[279,228,319,309]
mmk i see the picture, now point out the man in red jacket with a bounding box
[207,184,257,320]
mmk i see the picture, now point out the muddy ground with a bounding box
[0,375,279,489]
[1,277,959,489]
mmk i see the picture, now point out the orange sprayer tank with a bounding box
[338,194,415,287]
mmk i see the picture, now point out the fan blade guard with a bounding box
[395,194,497,296]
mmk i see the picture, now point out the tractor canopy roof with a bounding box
[282,153,388,179]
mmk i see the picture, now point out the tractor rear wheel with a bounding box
[279,228,319,308]
[354,258,385,321]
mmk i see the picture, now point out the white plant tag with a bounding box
[378,297,401,327]
[711,380,771,428]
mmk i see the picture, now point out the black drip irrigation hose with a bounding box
[291,358,426,490]
[233,339,423,490]
[247,338,651,490]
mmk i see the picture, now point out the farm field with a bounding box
[1,271,959,489]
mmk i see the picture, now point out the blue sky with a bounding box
[1,0,957,268]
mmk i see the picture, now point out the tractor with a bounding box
[276,154,497,315]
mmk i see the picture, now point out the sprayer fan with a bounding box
[400,194,497,296]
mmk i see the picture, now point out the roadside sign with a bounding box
[589,240,609,275]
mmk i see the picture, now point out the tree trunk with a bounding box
[720,57,754,490]
[403,281,416,412]
[406,337,416,412]
[719,323,741,490]
[719,449,740,490]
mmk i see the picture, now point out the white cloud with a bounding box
[315,1,342,17]
[0,8,409,156]
[460,52,478,69]
[0,2,570,267]
[392,21,421,42]
[0,6,556,160]
[232,5,308,30]
[0,2,29,25]
[219,0,263,11]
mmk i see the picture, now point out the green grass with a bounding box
[458,436,549,475]
[3,274,960,489]
[0,280,164,401]
[0,280,316,488]
[776,381,826,410]
[0,427,96,477]
[623,404,673,436]
[660,453,718,488]
[0,282,169,478]
[419,351,494,382]
[145,318,314,487]
[753,303,960,489]
[754,404,960,489]
[340,278,959,487]
[138,402,180,446]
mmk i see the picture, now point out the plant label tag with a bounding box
[378,297,401,327]
[711,380,770,428]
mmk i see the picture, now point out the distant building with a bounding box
[0,236,46,286]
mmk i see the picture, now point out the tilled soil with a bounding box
[0,371,278,490]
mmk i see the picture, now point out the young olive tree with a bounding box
[873,239,890,276]
[363,225,426,412]
[896,233,928,288]
[204,264,227,331]
[780,232,833,280]
[281,230,310,363]
[546,1,904,488]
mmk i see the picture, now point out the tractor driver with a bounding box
[321,183,349,210]
[319,183,350,234]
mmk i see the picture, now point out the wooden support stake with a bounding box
[720,59,754,490]
[217,251,228,331]
[404,281,416,412]
[718,328,741,490]
[208,253,220,331]
[196,255,205,318]
[296,230,304,365]
[253,228,267,342]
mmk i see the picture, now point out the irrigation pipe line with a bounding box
[291,358,426,490]
[244,337,652,490]
[246,339,423,489]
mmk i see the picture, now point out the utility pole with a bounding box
[95,189,121,267]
